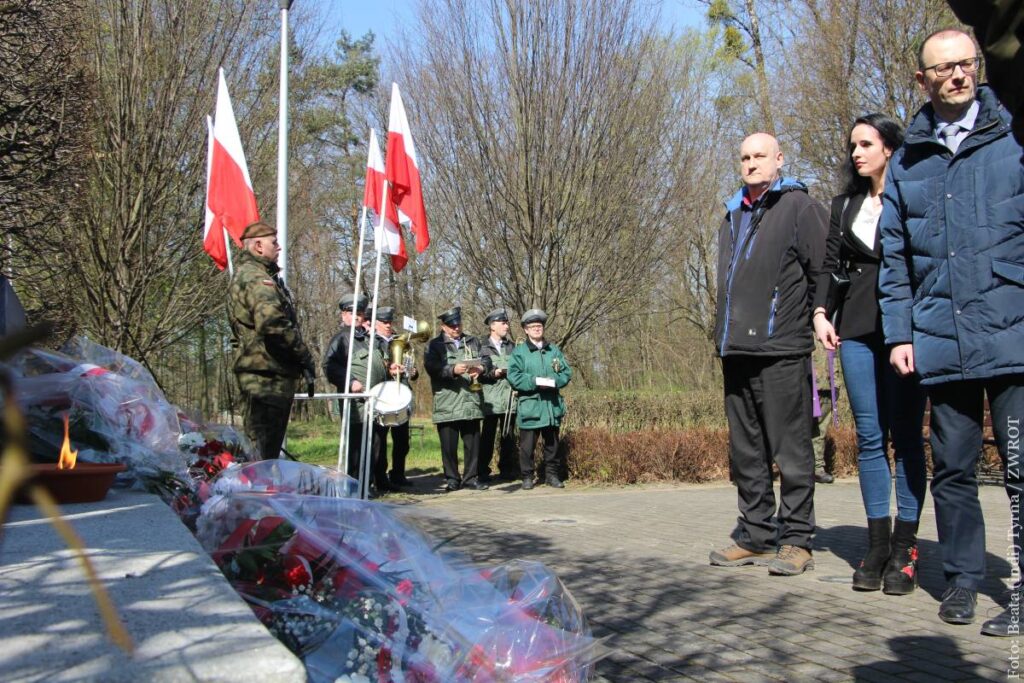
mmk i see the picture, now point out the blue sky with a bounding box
[327,0,707,42]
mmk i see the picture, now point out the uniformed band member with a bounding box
[228,221,315,460]
[324,293,393,488]
[373,306,419,489]
[508,309,572,490]
[479,308,520,482]
[424,306,490,491]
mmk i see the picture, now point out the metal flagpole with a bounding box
[276,0,292,285]
[338,203,370,475]
[360,181,390,500]
[224,227,234,277]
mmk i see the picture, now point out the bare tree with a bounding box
[0,0,90,339]
[391,0,683,350]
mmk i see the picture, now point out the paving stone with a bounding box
[408,479,1013,682]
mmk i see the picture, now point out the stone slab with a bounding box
[0,490,305,682]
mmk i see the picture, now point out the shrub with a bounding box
[564,427,730,484]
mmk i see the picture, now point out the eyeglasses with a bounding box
[922,57,980,78]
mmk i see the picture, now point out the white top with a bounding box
[850,198,882,251]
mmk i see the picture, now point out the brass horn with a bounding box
[389,320,432,379]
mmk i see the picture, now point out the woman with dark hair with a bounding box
[812,113,927,595]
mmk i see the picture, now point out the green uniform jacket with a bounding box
[324,325,388,422]
[508,340,572,429]
[480,336,515,416]
[228,250,314,398]
[424,333,487,424]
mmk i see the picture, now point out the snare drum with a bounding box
[368,381,413,426]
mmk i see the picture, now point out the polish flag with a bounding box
[385,83,429,253]
[204,68,260,270]
[365,129,407,271]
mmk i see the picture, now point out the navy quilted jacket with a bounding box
[879,86,1024,385]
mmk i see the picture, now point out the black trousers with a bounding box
[344,417,381,483]
[243,393,293,460]
[928,376,1024,590]
[437,420,481,485]
[375,421,411,481]
[723,355,816,551]
[520,426,560,479]
[480,414,520,478]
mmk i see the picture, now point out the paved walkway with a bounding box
[397,478,1017,682]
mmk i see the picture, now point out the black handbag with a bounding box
[825,268,851,326]
[824,195,853,326]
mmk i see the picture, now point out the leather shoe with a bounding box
[465,480,490,491]
[939,586,977,624]
[814,470,834,484]
[390,475,413,487]
[545,476,565,489]
[444,481,461,493]
[521,477,535,490]
[981,590,1024,636]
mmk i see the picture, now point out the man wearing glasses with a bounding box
[879,29,1024,634]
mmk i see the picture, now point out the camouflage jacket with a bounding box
[229,250,315,397]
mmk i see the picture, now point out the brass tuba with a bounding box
[389,320,431,380]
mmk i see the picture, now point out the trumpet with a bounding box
[389,320,431,381]
[464,344,483,392]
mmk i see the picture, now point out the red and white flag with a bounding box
[204,68,260,270]
[385,83,429,253]
[365,128,407,271]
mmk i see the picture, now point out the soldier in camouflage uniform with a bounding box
[229,221,315,460]
[479,308,519,482]
[324,293,392,486]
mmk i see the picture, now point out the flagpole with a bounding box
[223,227,234,277]
[338,204,370,476]
[276,0,292,285]
[361,182,389,500]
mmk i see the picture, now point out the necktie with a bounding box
[939,122,962,153]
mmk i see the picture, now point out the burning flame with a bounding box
[58,413,78,469]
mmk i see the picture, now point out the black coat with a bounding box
[812,193,883,340]
[713,178,828,357]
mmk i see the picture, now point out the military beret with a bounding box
[521,308,548,326]
[438,306,462,326]
[484,308,509,325]
[241,221,276,240]
[376,306,395,322]
[338,293,369,312]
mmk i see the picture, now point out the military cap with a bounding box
[241,221,276,240]
[338,293,369,313]
[484,308,509,325]
[438,306,462,326]
[376,306,395,322]
[521,308,548,326]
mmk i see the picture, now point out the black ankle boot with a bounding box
[852,517,891,591]
[883,518,920,595]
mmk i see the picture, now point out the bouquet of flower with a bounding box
[9,337,186,481]
[196,485,600,682]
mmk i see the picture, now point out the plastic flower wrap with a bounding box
[196,489,601,682]
[9,337,186,481]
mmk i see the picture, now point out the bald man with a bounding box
[879,28,1024,632]
[709,133,828,577]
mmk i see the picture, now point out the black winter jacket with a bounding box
[713,178,828,357]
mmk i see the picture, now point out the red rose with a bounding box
[283,555,312,587]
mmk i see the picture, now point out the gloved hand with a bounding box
[303,367,315,398]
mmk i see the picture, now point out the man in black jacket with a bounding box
[709,133,828,576]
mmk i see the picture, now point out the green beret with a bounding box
[241,221,276,240]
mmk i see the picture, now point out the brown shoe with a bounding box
[709,543,775,567]
[768,545,814,575]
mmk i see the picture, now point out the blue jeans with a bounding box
[840,334,927,521]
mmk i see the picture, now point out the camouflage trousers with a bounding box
[242,392,293,460]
